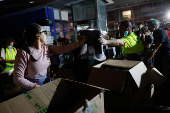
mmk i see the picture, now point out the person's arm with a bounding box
[99,37,124,46]
[148,42,162,61]
[49,36,86,54]
[148,29,167,61]
[140,33,145,46]
[2,59,15,63]
[13,50,39,89]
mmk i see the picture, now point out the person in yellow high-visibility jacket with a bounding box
[0,37,17,72]
[99,20,144,61]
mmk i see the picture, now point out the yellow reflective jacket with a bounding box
[121,32,144,54]
[1,47,16,71]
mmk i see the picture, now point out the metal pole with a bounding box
[62,21,65,38]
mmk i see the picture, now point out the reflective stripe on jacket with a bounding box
[121,32,144,54]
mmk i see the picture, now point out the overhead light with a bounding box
[0,0,4,1]
[167,11,170,19]
[30,1,35,3]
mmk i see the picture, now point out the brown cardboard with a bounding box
[87,59,161,111]
[0,78,104,113]
[131,67,164,105]
[47,79,104,113]
[147,67,165,87]
[88,68,127,92]
[88,60,148,92]
[0,102,12,113]
[6,95,35,113]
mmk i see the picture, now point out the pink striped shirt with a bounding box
[13,42,80,89]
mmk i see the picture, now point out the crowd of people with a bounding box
[104,19,170,86]
[0,19,170,99]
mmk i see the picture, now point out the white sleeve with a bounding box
[1,49,5,59]
[15,48,17,54]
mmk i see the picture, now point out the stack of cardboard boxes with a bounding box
[0,60,164,112]
[88,60,160,112]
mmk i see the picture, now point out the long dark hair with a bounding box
[23,23,41,62]
[3,37,15,47]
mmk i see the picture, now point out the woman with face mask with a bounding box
[0,37,17,73]
[13,23,86,93]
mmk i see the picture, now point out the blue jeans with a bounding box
[21,74,51,93]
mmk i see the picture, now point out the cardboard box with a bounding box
[87,60,163,111]
[0,78,104,113]
[131,67,164,105]
[47,79,104,113]
[88,60,149,91]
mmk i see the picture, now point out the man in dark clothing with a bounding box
[147,19,170,79]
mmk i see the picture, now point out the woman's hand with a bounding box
[98,36,108,45]
[35,84,40,88]
[77,35,86,46]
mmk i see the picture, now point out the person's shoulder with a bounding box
[158,28,165,33]
[159,28,169,36]
[1,48,5,51]
[18,49,26,53]
[125,32,137,38]
[17,49,28,56]
[153,28,162,35]
[13,47,17,50]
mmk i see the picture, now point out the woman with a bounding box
[13,23,85,93]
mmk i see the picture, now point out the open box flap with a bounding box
[147,67,165,87]
[129,62,147,88]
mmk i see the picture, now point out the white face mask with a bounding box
[8,46,13,49]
